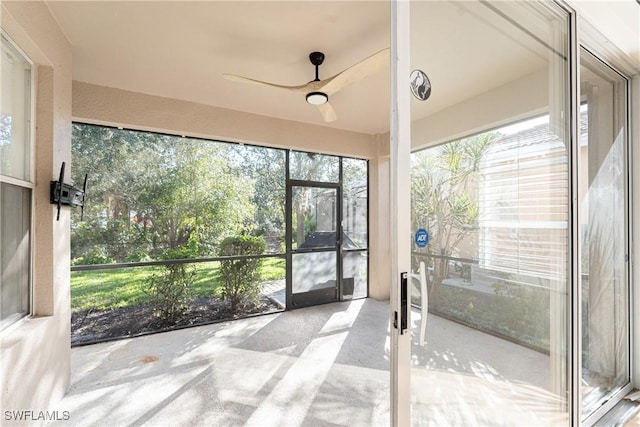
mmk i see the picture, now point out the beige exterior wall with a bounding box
[0,0,72,413]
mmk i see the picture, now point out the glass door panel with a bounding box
[342,158,369,299]
[291,252,337,292]
[289,184,339,308]
[579,48,630,422]
[408,1,571,425]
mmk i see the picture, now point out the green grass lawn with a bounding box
[71,257,285,312]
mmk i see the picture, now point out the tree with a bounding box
[411,132,496,305]
[133,138,254,257]
[70,124,255,263]
[70,124,158,262]
[226,145,286,243]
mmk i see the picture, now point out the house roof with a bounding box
[489,110,589,159]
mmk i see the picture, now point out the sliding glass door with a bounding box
[391,1,634,425]
[390,0,584,425]
[579,47,631,423]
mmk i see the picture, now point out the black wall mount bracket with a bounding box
[50,162,88,221]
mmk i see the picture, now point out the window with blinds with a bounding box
[479,115,569,287]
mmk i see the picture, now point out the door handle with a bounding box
[394,272,408,335]
[401,272,408,334]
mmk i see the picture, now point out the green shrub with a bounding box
[146,263,195,325]
[123,249,151,263]
[72,247,114,266]
[218,236,266,313]
[432,275,550,352]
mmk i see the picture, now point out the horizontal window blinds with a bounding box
[479,119,568,285]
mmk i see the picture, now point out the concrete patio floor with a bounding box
[49,298,567,427]
[54,299,390,427]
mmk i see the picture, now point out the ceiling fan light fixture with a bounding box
[224,48,390,122]
[306,91,328,105]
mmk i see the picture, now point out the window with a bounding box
[0,33,33,331]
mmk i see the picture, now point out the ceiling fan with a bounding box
[223,48,390,123]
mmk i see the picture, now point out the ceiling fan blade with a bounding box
[317,102,337,123]
[223,73,311,92]
[319,48,390,96]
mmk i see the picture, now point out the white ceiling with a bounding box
[46,1,391,134]
[45,1,563,135]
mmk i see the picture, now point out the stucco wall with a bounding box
[369,133,391,300]
[0,0,72,415]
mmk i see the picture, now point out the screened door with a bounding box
[287,182,340,308]
[285,151,369,308]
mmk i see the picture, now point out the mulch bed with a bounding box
[71,296,281,346]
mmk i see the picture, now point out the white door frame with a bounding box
[389,1,411,425]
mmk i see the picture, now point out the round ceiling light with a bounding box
[306,91,328,105]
